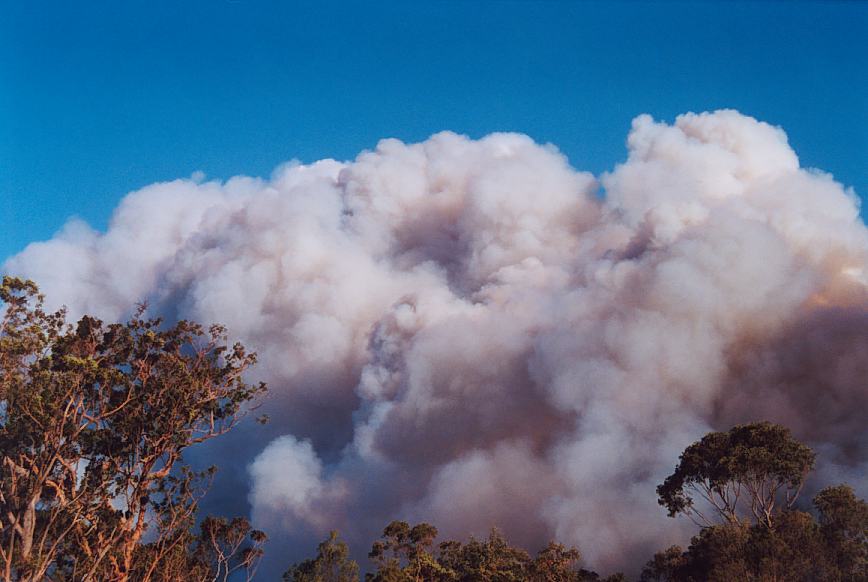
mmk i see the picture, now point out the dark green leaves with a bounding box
[284,530,359,582]
[657,422,815,527]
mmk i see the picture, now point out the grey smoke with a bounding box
[5,110,867,576]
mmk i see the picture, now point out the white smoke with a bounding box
[5,110,867,575]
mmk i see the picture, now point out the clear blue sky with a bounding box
[1,0,866,261]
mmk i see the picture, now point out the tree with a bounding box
[284,530,360,582]
[136,514,267,582]
[530,542,588,581]
[436,528,532,581]
[814,485,868,580]
[367,521,446,582]
[640,510,835,582]
[0,276,266,581]
[648,423,867,581]
[639,545,686,582]
[657,422,815,528]
[360,521,620,582]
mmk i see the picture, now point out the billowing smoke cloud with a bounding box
[5,110,867,576]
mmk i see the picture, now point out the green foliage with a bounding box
[648,424,867,582]
[435,528,533,581]
[286,522,620,582]
[366,521,448,582]
[640,511,839,581]
[136,514,267,582]
[657,421,815,527]
[0,276,266,581]
[639,545,687,582]
[285,530,360,582]
[814,484,868,580]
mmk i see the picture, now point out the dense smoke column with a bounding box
[5,110,867,576]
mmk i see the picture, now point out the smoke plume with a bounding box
[5,110,867,575]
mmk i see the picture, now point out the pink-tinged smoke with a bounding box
[5,110,867,575]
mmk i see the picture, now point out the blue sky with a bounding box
[1,0,866,261]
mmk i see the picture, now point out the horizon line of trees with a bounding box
[285,421,866,582]
[2,276,866,581]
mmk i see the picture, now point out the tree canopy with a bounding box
[656,421,815,528]
[285,523,624,582]
[646,423,866,582]
[284,530,359,582]
[0,276,266,581]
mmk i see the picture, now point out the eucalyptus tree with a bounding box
[284,530,359,582]
[0,276,266,581]
[647,423,867,581]
[656,422,815,528]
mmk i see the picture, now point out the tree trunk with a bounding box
[19,496,36,561]
[118,503,148,582]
